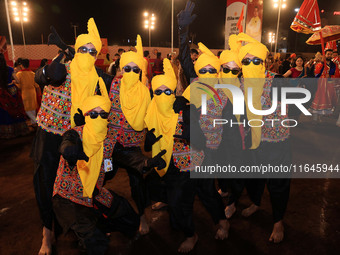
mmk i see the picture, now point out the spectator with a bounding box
[13,57,23,73]
[310,49,339,123]
[15,59,41,127]
[39,58,48,68]
[190,48,198,63]
[283,56,305,78]
[153,52,163,76]
[113,53,120,62]
[118,48,125,55]
[305,57,317,77]
[0,53,29,138]
[270,59,280,73]
[280,56,291,75]
[144,50,153,85]
[108,54,122,75]
[104,53,113,65]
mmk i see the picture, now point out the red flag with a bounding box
[290,0,321,34]
[236,6,244,33]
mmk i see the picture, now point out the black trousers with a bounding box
[112,143,149,216]
[32,127,62,230]
[145,170,167,203]
[53,191,139,255]
[229,140,292,223]
[147,165,226,237]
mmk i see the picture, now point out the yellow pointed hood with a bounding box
[145,59,178,177]
[77,95,111,198]
[74,18,102,55]
[194,42,220,76]
[120,35,144,70]
[119,35,151,131]
[70,18,108,128]
[237,32,269,149]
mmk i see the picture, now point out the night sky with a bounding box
[0,0,339,51]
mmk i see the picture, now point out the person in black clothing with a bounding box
[178,0,198,85]
[53,95,140,255]
[32,18,114,255]
[39,59,48,68]
[280,56,291,75]
[153,52,163,76]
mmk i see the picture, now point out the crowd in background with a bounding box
[1,46,340,140]
[1,45,340,140]
[0,54,43,138]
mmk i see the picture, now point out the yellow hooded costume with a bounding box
[194,43,221,78]
[144,59,178,177]
[70,18,108,128]
[219,34,242,121]
[219,34,242,74]
[77,95,111,198]
[182,42,220,108]
[237,32,269,149]
[119,35,151,131]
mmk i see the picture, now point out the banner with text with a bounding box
[224,0,247,48]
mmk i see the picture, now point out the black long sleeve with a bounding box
[179,27,197,85]
[96,67,113,92]
[59,129,80,155]
[34,64,67,88]
[59,129,89,167]
[35,64,113,92]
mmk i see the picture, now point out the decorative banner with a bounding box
[0,36,9,61]
[245,0,263,43]
[290,0,321,34]
[326,41,337,51]
[225,0,247,48]
[306,25,340,45]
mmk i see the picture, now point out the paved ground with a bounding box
[0,115,339,255]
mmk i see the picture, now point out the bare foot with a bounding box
[151,202,167,210]
[218,189,229,198]
[269,221,284,243]
[178,233,198,253]
[38,227,53,255]
[224,203,236,219]
[215,219,229,240]
[241,204,259,217]
[139,214,150,235]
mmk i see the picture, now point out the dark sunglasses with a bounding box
[154,89,173,96]
[88,111,109,119]
[123,65,141,74]
[198,68,217,74]
[241,58,263,66]
[221,67,240,75]
[77,46,98,57]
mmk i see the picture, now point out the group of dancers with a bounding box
[32,15,292,255]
